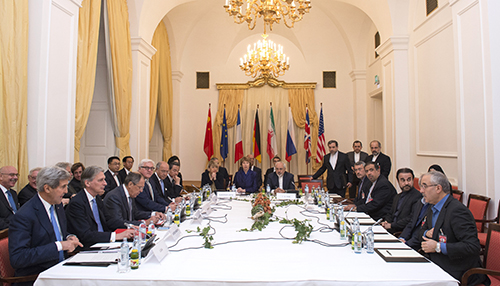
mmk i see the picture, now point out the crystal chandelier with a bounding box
[239,34,289,79]
[224,0,312,33]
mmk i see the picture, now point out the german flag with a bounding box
[252,108,262,163]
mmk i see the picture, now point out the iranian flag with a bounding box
[267,106,278,160]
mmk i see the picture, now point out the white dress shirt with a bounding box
[329,151,338,170]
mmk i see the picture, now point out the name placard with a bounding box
[201,202,212,215]
[217,192,236,199]
[144,238,169,264]
[277,193,296,200]
[190,209,203,225]
[164,224,181,242]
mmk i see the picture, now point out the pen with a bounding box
[386,250,392,256]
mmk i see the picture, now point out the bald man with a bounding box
[0,166,20,230]
[266,161,295,193]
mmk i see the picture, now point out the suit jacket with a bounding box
[420,195,483,282]
[218,167,230,189]
[356,175,396,220]
[385,187,422,233]
[0,188,19,230]
[9,195,67,277]
[201,170,225,190]
[267,172,295,191]
[352,176,372,206]
[103,185,150,231]
[312,152,353,190]
[400,199,428,250]
[65,190,112,247]
[346,151,368,167]
[104,170,121,198]
[65,178,82,198]
[365,152,392,178]
[251,166,262,188]
[18,184,37,207]
[233,169,258,193]
[164,175,183,198]
[263,167,274,187]
[135,177,169,213]
[117,168,128,184]
[149,173,172,204]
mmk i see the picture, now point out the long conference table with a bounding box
[35,196,458,286]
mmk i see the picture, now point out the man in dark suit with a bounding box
[9,166,82,280]
[399,198,429,250]
[136,159,176,213]
[312,140,353,197]
[345,161,396,220]
[103,172,163,231]
[18,167,42,207]
[103,156,122,198]
[66,166,134,248]
[248,154,262,188]
[382,168,422,234]
[165,161,183,199]
[365,140,392,178]
[0,165,21,230]
[267,161,295,193]
[346,140,368,199]
[118,156,134,184]
[351,161,372,205]
[419,171,486,285]
[264,156,281,187]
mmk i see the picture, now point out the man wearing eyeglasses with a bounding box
[419,171,485,285]
[0,166,20,230]
[135,159,176,213]
[103,156,122,198]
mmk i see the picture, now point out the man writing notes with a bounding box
[312,140,353,197]
[365,140,392,178]
[344,161,396,221]
[381,168,422,234]
[9,167,82,281]
[0,165,20,230]
[419,171,486,285]
[66,166,135,248]
[267,161,295,193]
[103,172,163,231]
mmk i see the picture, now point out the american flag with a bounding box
[304,107,311,163]
[316,105,326,163]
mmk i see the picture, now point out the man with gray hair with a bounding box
[66,166,135,248]
[0,165,20,230]
[419,171,485,284]
[9,166,83,279]
[18,167,42,206]
[266,161,295,193]
[136,160,176,213]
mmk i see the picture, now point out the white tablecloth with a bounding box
[35,198,458,286]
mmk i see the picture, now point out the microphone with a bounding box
[191,184,202,192]
[338,199,348,204]
[362,218,384,234]
[124,222,137,229]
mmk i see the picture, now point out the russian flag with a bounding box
[286,106,297,162]
[234,109,243,163]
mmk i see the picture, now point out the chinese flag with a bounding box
[203,106,213,160]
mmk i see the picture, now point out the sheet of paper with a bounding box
[380,249,423,258]
[68,252,119,263]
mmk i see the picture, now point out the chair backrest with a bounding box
[300,179,323,191]
[467,194,491,232]
[413,177,420,191]
[0,229,15,284]
[452,189,464,203]
[297,175,313,182]
[484,223,500,272]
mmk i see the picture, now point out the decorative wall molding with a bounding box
[217,78,316,90]
[376,36,409,60]
[131,37,157,60]
[349,70,367,81]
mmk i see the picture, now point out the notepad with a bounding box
[347,217,376,225]
[375,248,429,262]
[373,233,400,242]
[68,252,119,263]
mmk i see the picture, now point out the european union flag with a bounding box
[220,108,228,160]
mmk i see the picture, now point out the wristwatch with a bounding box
[435,243,441,253]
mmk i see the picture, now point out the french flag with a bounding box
[234,109,243,163]
[286,106,297,162]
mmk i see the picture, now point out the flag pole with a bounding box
[269,102,272,168]
[222,104,226,168]
[306,103,309,176]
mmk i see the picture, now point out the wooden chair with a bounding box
[300,179,323,191]
[297,175,313,182]
[467,194,491,233]
[452,189,464,203]
[476,201,500,247]
[0,229,38,285]
[461,223,500,285]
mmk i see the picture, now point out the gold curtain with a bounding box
[74,0,101,162]
[107,0,132,158]
[213,89,245,161]
[0,0,29,188]
[150,22,174,161]
[288,88,321,171]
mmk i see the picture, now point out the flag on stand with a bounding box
[252,109,262,163]
[234,109,244,163]
[316,105,326,163]
[304,107,311,164]
[267,106,277,161]
[285,106,297,162]
[220,108,228,161]
[203,105,213,160]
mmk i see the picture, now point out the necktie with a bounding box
[113,173,120,186]
[160,179,165,196]
[128,197,133,220]
[357,179,364,198]
[91,198,104,232]
[146,181,154,200]
[6,190,17,213]
[50,205,64,262]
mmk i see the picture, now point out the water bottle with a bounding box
[132,235,141,265]
[197,193,202,206]
[325,206,330,220]
[329,206,334,222]
[266,184,271,195]
[166,207,173,228]
[148,220,156,236]
[174,208,180,225]
[139,221,147,242]
[117,238,129,273]
[231,184,237,192]
[305,184,309,195]
[318,193,322,207]
[339,209,347,240]
[353,217,362,253]
[186,202,191,216]
[206,185,211,199]
[351,216,359,249]
[366,227,374,254]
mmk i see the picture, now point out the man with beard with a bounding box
[365,140,392,178]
